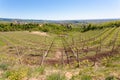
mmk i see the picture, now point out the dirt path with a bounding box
[30,31,49,36]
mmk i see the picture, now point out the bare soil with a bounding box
[30,31,49,36]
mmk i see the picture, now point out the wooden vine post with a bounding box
[40,38,55,66]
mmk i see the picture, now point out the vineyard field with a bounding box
[0,27,120,80]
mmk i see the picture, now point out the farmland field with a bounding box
[1,0,120,79]
[0,25,120,80]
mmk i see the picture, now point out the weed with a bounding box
[0,63,9,70]
[46,73,66,80]
[105,76,118,80]
[4,67,29,80]
[34,66,45,75]
[81,75,92,80]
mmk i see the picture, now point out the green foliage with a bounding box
[70,74,92,80]
[0,63,9,70]
[46,73,66,80]
[0,40,5,46]
[0,23,71,34]
[105,76,118,80]
[0,78,5,80]
[101,57,113,67]
[0,21,120,33]
[80,21,120,32]
[34,66,45,75]
[4,67,29,80]
[81,75,92,80]
[0,23,39,31]
[40,23,69,34]
[70,75,80,80]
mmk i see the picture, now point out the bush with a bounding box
[41,28,49,32]
[4,67,29,80]
[46,73,66,80]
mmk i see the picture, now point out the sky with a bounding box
[0,0,120,20]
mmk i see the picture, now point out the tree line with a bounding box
[80,21,120,32]
[0,21,120,33]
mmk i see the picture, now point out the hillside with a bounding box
[0,20,120,80]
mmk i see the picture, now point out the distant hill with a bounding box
[0,18,120,24]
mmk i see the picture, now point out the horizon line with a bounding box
[0,17,120,21]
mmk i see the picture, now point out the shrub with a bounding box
[4,67,29,80]
[41,28,49,32]
[46,73,66,80]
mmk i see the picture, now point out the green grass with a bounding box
[46,73,66,80]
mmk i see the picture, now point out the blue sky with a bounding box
[0,0,120,20]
